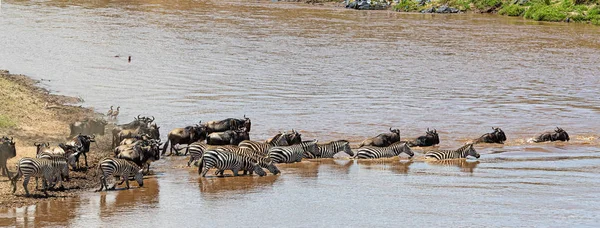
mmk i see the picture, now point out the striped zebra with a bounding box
[10,157,68,196]
[97,157,144,191]
[424,143,479,160]
[37,151,78,171]
[33,155,70,189]
[355,142,413,159]
[238,140,274,156]
[226,147,280,175]
[267,140,318,163]
[310,140,353,158]
[199,149,265,177]
[188,142,209,167]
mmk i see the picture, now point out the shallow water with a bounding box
[1,0,600,226]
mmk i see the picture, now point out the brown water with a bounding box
[1,0,600,226]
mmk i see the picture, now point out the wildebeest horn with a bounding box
[34,142,41,147]
[427,128,430,133]
[45,142,50,147]
[389,127,393,132]
[244,114,247,119]
[150,116,155,122]
[138,114,142,120]
[90,134,96,139]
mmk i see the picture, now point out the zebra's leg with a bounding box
[187,157,193,167]
[232,168,239,177]
[35,177,39,190]
[200,168,209,177]
[23,176,31,196]
[97,176,105,192]
[125,176,130,189]
[184,147,190,156]
[146,163,150,174]
[42,178,49,196]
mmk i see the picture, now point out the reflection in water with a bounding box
[426,159,480,173]
[309,159,354,175]
[198,175,279,197]
[99,178,160,218]
[356,158,413,174]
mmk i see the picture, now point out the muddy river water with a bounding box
[1,0,600,226]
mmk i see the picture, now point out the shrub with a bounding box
[394,0,420,12]
[524,3,568,21]
[0,115,16,128]
[499,4,526,16]
[472,0,503,10]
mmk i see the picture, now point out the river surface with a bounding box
[1,0,600,226]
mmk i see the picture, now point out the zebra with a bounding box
[267,140,318,163]
[226,147,280,175]
[37,151,79,171]
[424,143,479,160]
[188,142,209,167]
[10,157,67,196]
[238,140,275,156]
[97,157,144,191]
[199,149,265,177]
[310,140,354,158]
[34,154,71,189]
[355,142,413,159]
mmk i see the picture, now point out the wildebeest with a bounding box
[405,128,440,147]
[532,127,570,143]
[206,129,250,145]
[358,128,401,148]
[69,118,107,137]
[111,115,156,147]
[203,115,251,133]
[1,137,17,178]
[473,127,507,144]
[116,139,161,174]
[66,134,95,169]
[34,142,65,156]
[162,125,207,156]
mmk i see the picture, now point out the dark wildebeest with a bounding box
[203,115,251,133]
[111,115,155,147]
[0,137,17,178]
[532,127,570,143]
[70,118,108,137]
[66,134,95,169]
[116,139,161,174]
[264,132,291,146]
[206,129,250,145]
[473,127,507,144]
[162,125,207,156]
[283,129,302,145]
[358,128,401,148]
[406,128,440,147]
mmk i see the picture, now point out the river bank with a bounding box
[0,70,114,209]
[326,0,600,25]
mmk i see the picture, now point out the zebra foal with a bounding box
[10,157,68,196]
[355,142,413,159]
[424,144,479,160]
[97,157,144,191]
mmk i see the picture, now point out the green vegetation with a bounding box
[387,0,600,25]
[0,115,16,128]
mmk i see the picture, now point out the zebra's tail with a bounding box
[197,155,204,175]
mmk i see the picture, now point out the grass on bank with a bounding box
[389,0,600,24]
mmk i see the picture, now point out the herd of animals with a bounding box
[0,111,572,197]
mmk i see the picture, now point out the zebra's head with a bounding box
[341,141,354,157]
[401,143,414,158]
[465,144,480,159]
[253,164,267,177]
[264,158,280,175]
[134,169,144,187]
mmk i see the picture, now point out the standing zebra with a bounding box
[267,140,318,163]
[226,147,280,175]
[199,149,265,177]
[424,143,479,160]
[11,157,67,196]
[238,139,280,157]
[97,157,144,191]
[310,140,354,158]
[355,142,413,159]
[188,142,209,167]
[33,155,70,190]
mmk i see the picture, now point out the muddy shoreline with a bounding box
[0,69,114,209]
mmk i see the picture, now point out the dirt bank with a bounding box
[0,70,114,209]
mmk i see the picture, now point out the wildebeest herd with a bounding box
[0,112,572,196]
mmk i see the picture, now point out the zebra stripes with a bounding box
[226,147,280,175]
[268,140,318,163]
[424,144,479,160]
[310,140,353,158]
[97,157,144,191]
[37,151,78,171]
[11,157,67,196]
[188,142,209,167]
[238,140,273,156]
[199,149,265,177]
[355,142,413,159]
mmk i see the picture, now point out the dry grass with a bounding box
[0,70,113,209]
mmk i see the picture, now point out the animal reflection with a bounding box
[425,159,480,173]
[99,178,159,218]
[356,158,414,174]
[198,175,279,197]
